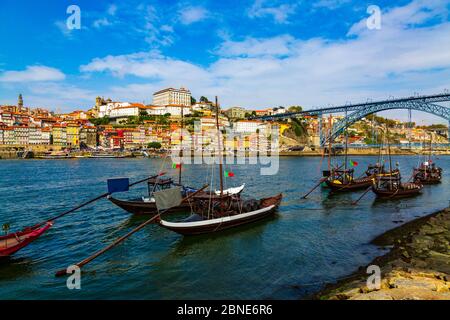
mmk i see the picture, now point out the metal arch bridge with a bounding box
[254,93,450,145]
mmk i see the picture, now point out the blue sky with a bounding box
[0,0,449,123]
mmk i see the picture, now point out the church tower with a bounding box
[18,94,24,111]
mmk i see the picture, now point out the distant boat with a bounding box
[372,126,423,199]
[89,153,127,158]
[37,152,73,159]
[372,174,423,199]
[413,137,443,185]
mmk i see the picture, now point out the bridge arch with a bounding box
[323,101,450,144]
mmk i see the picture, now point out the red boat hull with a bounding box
[0,223,52,257]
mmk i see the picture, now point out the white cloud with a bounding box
[93,18,112,28]
[107,4,118,16]
[312,0,351,10]
[248,0,297,23]
[0,66,66,83]
[179,6,209,25]
[54,20,73,38]
[217,35,295,57]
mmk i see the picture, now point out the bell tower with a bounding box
[18,94,24,111]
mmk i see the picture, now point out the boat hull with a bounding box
[109,184,245,215]
[0,223,52,257]
[325,178,373,192]
[371,186,422,199]
[159,194,282,235]
[108,197,192,216]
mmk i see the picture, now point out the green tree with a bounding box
[89,116,110,126]
[147,142,162,149]
[288,106,302,113]
[191,96,197,105]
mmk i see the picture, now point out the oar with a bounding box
[55,184,209,277]
[302,178,327,199]
[34,173,166,228]
[352,185,373,205]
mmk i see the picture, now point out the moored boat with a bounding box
[108,178,245,215]
[158,194,282,235]
[158,97,282,235]
[0,222,52,257]
[372,175,423,199]
[325,168,373,192]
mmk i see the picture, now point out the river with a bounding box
[0,155,448,299]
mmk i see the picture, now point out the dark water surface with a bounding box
[0,156,449,299]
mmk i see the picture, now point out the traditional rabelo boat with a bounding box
[413,162,442,184]
[372,174,423,199]
[108,176,245,215]
[413,137,442,184]
[325,168,374,192]
[158,97,282,235]
[0,222,52,257]
[108,105,244,215]
[371,127,423,199]
[322,116,374,192]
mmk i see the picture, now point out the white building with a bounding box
[200,116,230,131]
[108,103,145,118]
[98,102,132,118]
[234,120,267,134]
[153,87,191,107]
[14,126,29,145]
[273,107,287,115]
[41,128,51,145]
[1,127,15,144]
[28,126,43,145]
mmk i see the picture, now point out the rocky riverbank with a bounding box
[316,208,450,300]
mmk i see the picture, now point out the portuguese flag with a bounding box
[349,160,359,167]
[224,170,235,177]
[172,163,181,169]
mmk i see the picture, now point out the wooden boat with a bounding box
[158,97,282,235]
[0,222,52,257]
[413,162,442,184]
[37,152,73,159]
[89,153,127,158]
[109,184,245,215]
[109,174,245,215]
[325,168,373,192]
[372,175,422,199]
[158,194,282,235]
[413,138,442,184]
[366,163,388,177]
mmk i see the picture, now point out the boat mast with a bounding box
[386,125,393,188]
[429,133,432,163]
[344,109,349,182]
[328,115,332,171]
[215,96,224,196]
[179,105,184,185]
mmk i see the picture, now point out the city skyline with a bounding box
[1,0,450,124]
